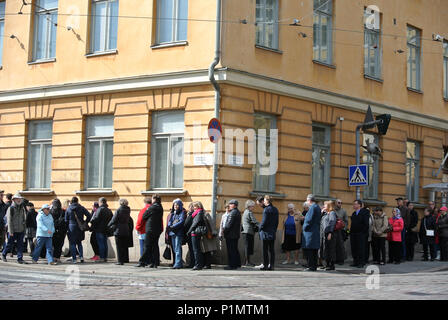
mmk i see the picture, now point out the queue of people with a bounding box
[0,188,447,270]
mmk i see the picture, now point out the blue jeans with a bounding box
[70,242,84,260]
[139,239,145,257]
[171,234,183,268]
[96,232,108,259]
[2,232,24,260]
[32,237,54,263]
[191,235,203,268]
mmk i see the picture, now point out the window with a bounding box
[443,41,448,99]
[406,141,420,202]
[407,26,422,91]
[155,0,188,44]
[0,1,5,66]
[313,0,333,64]
[85,116,114,189]
[90,0,118,53]
[151,111,184,189]
[253,113,277,192]
[255,0,279,50]
[27,121,52,190]
[362,133,379,199]
[32,0,58,61]
[364,10,381,79]
[311,124,331,196]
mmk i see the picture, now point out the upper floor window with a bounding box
[255,0,279,50]
[364,9,381,79]
[156,0,188,44]
[0,1,5,66]
[311,124,331,196]
[253,113,277,192]
[406,141,420,202]
[27,121,53,190]
[32,0,58,61]
[443,41,448,99]
[151,111,184,189]
[90,0,118,53]
[407,26,422,91]
[363,133,379,199]
[85,116,114,189]
[313,0,333,64]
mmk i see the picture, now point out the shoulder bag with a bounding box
[73,210,88,232]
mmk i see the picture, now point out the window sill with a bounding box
[364,74,383,83]
[150,41,189,50]
[141,189,187,196]
[27,58,56,66]
[249,191,287,199]
[75,190,116,196]
[407,87,423,94]
[255,45,283,54]
[19,190,55,196]
[410,203,427,209]
[443,97,448,103]
[312,59,336,69]
[85,50,118,58]
[314,195,337,203]
[362,199,387,208]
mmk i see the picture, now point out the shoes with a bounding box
[224,266,237,270]
[1,255,6,262]
[192,266,202,271]
[115,262,124,265]
[294,261,299,265]
[319,266,326,270]
[203,265,211,269]
[281,260,290,265]
[380,262,385,265]
[267,267,274,271]
[90,255,99,261]
[134,263,146,268]
[32,260,38,264]
[255,264,264,269]
[304,268,316,272]
[244,263,255,267]
[17,260,26,264]
[49,262,58,265]
[325,266,335,271]
[172,266,182,269]
[79,258,84,263]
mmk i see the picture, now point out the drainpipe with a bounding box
[209,0,222,224]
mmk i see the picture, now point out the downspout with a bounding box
[209,0,222,224]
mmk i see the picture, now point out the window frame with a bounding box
[311,123,331,197]
[362,133,379,200]
[364,10,382,79]
[313,0,333,65]
[32,0,58,62]
[406,140,420,202]
[443,41,448,99]
[84,116,114,190]
[255,0,279,50]
[150,111,185,190]
[27,120,53,190]
[407,25,422,91]
[0,1,5,66]
[155,0,188,45]
[89,0,119,54]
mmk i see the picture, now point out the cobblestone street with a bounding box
[1,256,447,300]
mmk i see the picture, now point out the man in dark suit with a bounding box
[350,199,370,268]
[223,199,241,270]
[302,194,321,271]
[259,195,279,271]
[135,194,163,268]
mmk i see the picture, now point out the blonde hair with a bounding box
[324,200,335,213]
[62,199,70,209]
[193,201,204,210]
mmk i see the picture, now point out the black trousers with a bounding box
[389,241,402,263]
[204,251,212,267]
[52,232,66,259]
[405,236,416,261]
[139,233,160,266]
[262,240,275,268]
[90,232,99,256]
[350,233,367,266]
[243,233,254,261]
[335,229,346,263]
[440,237,448,261]
[226,238,241,268]
[303,248,318,270]
[187,237,195,267]
[115,236,129,263]
[324,235,336,266]
[423,243,436,260]
[372,236,386,263]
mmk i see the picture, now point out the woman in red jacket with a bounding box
[387,208,404,264]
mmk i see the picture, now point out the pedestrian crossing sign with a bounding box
[349,165,369,186]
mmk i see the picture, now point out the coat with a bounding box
[36,211,55,238]
[241,209,259,235]
[259,204,279,241]
[108,205,131,237]
[281,213,302,244]
[419,215,436,245]
[406,208,419,244]
[65,203,91,243]
[350,208,370,234]
[436,213,448,238]
[5,202,26,234]
[398,205,410,229]
[387,217,404,242]
[25,209,37,229]
[372,213,388,238]
[50,207,67,235]
[90,204,113,234]
[302,203,321,249]
[201,212,218,253]
[320,211,337,238]
[143,202,164,237]
[127,217,134,248]
[168,209,186,237]
[187,209,206,236]
[0,200,7,229]
[224,207,241,240]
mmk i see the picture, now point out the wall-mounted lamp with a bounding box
[394,49,404,54]
[289,19,301,26]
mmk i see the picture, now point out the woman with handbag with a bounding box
[201,210,217,269]
[241,200,259,267]
[386,208,404,264]
[108,198,131,265]
[65,197,91,264]
[186,201,206,270]
[419,208,436,261]
[371,207,388,265]
[280,203,302,266]
[320,201,337,271]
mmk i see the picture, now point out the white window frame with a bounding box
[85,116,114,190]
[90,0,119,53]
[363,133,379,200]
[443,41,448,99]
[311,123,331,196]
[406,140,420,202]
[253,113,277,193]
[407,26,422,91]
[255,0,279,50]
[27,121,53,190]
[313,0,333,64]
[150,111,185,190]
[32,0,58,61]
[0,1,5,66]
[364,11,382,79]
[155,0,188,44]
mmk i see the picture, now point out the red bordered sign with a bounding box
[208,118,222,143]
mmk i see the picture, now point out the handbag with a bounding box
[195,225,208,236]
[334,219,345,231]
[73,211,88,232]
[385,222,393,233]
[424,219,434,237]
[163,245,172,260]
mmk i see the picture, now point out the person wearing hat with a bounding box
[0,190,8,251]
[223,199,242,270]
[32,204,57,265]
[436,206,448,261]
[2,193,27,263]
[24,202,38,256]
[386,207,404,264]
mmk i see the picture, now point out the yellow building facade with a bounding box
[0,0,447,260]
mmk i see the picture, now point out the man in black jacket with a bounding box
[136,194,163,268]
[223,199,241,270]
[0,190,7,251]
[90,197,113,263]
[350,199,370,268]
